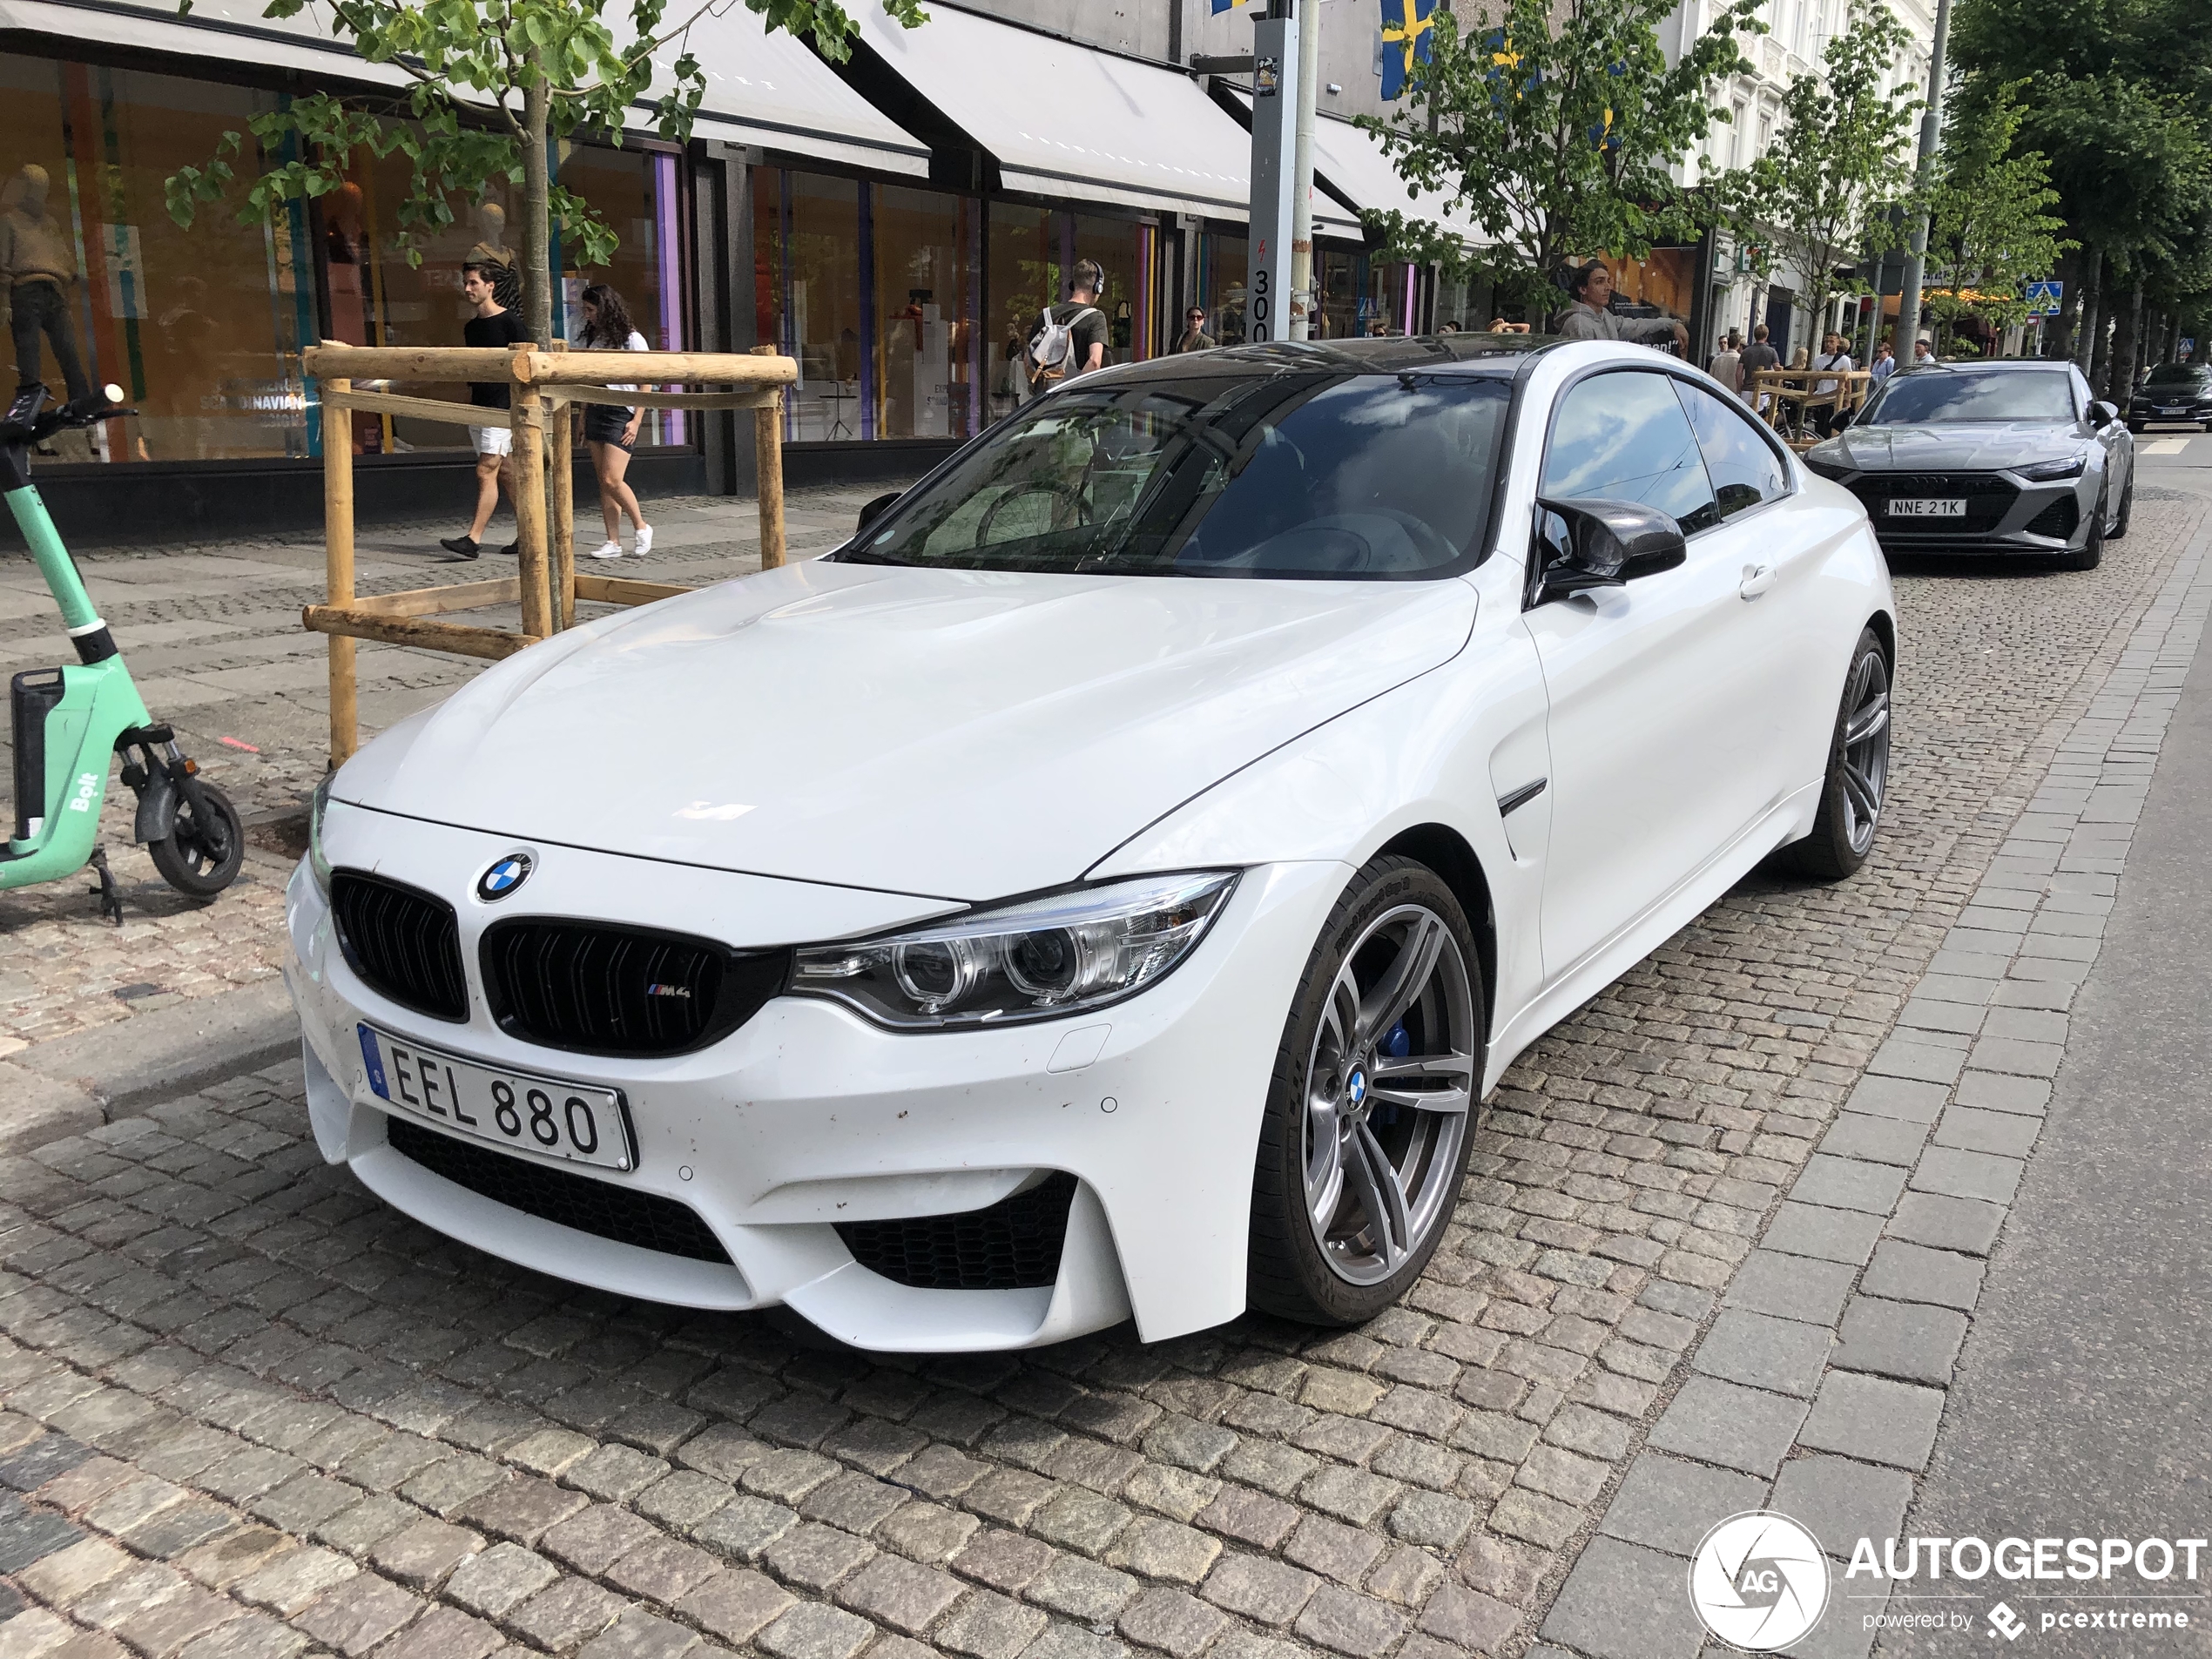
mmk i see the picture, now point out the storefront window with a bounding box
[327,137,682,456]
[988,206,1159,418]
[871,184,980,441]
[1194,232,1248,345]
[755,171,865,442]
[0,57,313,464]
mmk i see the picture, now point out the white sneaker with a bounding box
[588,540,623,561]
[632,525,654,556]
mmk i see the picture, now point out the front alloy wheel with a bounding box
[1778,627,1890,881]
[1250,857,1482,1324]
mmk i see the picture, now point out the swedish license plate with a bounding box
[357,1023,636,1172]
[1888,498,1967,518]
[2161,406,2187,415]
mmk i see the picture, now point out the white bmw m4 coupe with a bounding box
[287,335,1896,1353]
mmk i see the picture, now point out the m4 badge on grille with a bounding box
[644,982,693,999]
[476,852,534,901]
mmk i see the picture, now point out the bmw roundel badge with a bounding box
[476,853,534,901]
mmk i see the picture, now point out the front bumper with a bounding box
[1832,468,2098,554]
[286,802,1347,1352]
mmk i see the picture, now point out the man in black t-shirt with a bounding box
[1025,260,1109,388]
[440,260,530,559]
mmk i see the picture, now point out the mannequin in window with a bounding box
[0,165,93,408]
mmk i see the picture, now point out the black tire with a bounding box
[150,781,245,896]
[1249,856,1484,1325]
[2110,468,2134,539]
[1777,628,1891,882]
[2059,490,2105,570]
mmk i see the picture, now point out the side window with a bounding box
[1674,381,1789,520]
[1541,371,1719,535]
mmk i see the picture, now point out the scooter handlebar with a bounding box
[0,383,134,443]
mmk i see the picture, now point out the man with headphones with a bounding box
[1024,259,1110,388]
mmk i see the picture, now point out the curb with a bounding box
[0,978,298,1155]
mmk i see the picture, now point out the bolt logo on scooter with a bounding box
[1,382,244,922]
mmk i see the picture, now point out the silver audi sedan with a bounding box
[1803,360,2134,570]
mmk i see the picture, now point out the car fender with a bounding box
[1087,590,1548,1091]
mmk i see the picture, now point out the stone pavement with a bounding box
[1535,492,2212,1659]
[0,483,894,1065]
[0,488,2200,1659]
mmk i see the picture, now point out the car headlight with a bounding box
[1803,452,1854,482]
[2018,455,2086,482]
[307,775,334,898]
[792,871,1239,1029]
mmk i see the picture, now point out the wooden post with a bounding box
[324,366,359,767]
[550,397,576,630]
[509,347,554,640]
[751,343,786,571]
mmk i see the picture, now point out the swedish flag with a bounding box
[1211,0,1250,17]
[1379,0,1433,101]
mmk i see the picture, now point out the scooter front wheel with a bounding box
[150,781,244,896]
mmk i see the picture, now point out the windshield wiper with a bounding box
[833,547,918,566]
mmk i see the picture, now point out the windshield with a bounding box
[1862,370,2078,425]
[2146,363,2207,386]
[840,373,1511,579]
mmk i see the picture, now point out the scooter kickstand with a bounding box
[87,846,124,926]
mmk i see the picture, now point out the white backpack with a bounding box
[1027,305,1100,388]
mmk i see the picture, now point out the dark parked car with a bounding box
[2128,361,2212,433]
[1803,361,2134,570]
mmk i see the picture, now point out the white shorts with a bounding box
[471,425,512,457]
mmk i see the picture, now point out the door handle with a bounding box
[1739,562,1776,600]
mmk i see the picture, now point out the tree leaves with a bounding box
[1357,0,1758,308]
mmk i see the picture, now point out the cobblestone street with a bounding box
[0,482,2202,1659]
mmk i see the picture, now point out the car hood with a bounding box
[336,561,1479,903]
[1828,421,2088,473]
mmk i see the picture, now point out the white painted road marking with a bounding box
[2144,437,2193,455]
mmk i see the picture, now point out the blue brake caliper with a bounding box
[1378,1022,1411,1126]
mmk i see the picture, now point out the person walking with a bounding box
[1025,260,1109,389]
[1554,260,1689,354]
[1869,338,1897,385]
[1811,331,1855,436]
[1737,322,1781,411]
[1176,307,1216,353]
[574,283,653,562]
[1912,337,1935,365]
[1708,331,1743,395]
[440,260,529,560]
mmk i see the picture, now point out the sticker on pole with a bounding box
[1688,1511,1831,1650]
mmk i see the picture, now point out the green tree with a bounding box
[1358,0,1763,312]
[1921,87,2074,345]
[1734,0,1919,348]
[165,0,926,346]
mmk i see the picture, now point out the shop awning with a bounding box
[652,5,931,177]
[1232,94,1485,248]
[0,0,930,179]
[855,3,1256,220]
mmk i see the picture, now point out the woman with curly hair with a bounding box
[576,283,653,559]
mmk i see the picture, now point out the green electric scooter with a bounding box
[2,381,244,923]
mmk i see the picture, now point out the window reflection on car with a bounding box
[2142,363,2207,387]
[1860,369,2078,425]
[840,374,1511,579]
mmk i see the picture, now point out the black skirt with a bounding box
[583,403,636,448]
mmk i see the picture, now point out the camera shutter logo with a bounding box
[1688,1511,1830,1650]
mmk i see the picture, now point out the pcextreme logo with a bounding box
[1689,1511,1831,1650]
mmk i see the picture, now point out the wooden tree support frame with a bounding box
[1744,368,1877,452]
[305,340,796,765]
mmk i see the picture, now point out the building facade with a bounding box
[1,0,1467,541]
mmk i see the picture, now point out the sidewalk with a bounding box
[0,482,901,1126]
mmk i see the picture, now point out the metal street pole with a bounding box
[1894,0,1952,359]
[1246,0,1300,343]
[1289,0,1318,339]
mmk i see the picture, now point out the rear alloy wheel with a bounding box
[1778,628,1890,882]
[1249,857,1482,1325]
